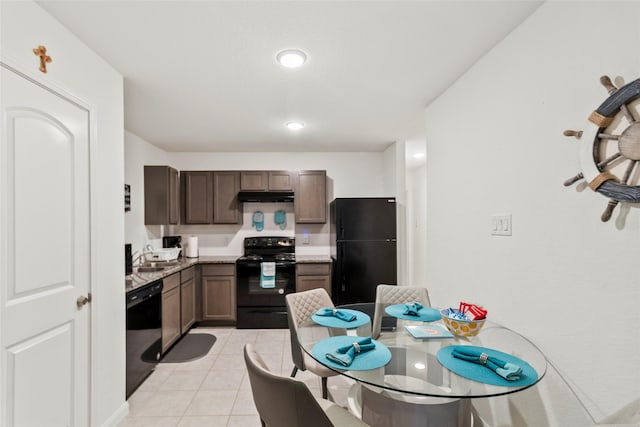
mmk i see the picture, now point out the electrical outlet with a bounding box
[491,214,512,236]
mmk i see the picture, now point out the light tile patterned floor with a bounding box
[119,327,354,427]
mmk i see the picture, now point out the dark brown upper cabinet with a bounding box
[240,171,267,191]
[240,171,294,191]
[213,171,242,224]
[181,171,213,224]
[144,165,179,225]
[182,171,242,224]
[295,170,327,223]
[180,169,325,224]
[267,171,294,191]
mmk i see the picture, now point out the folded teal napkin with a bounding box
[325,337,376,367]
[403,301,423,316]
[315,307,356,322]
[452,347,523,380]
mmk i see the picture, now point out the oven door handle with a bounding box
[237,262,295,268]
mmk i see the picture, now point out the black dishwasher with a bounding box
[126,279,163,398]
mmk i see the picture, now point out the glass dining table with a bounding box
[297,306,547,427]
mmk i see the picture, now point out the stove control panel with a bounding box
[244,236,295,249]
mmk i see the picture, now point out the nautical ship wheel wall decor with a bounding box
[563,75,640,222]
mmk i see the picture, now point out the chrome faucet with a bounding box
[131,250,148,267]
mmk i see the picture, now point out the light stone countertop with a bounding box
[295,255,332,263]
[196,256,241,264]
[126,254,332,292]
[126,256,239,292]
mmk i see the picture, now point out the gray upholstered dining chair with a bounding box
[244,343,368,427]
[371,284,432,339]
[285,288,342,400]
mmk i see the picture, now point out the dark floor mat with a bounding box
[159,333,217,363]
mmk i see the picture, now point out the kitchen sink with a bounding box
[159,261,182,267]
[137,266,165,273]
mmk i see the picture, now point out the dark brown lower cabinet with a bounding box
[295,262,332,297]
[202,263,236,323]
[161,273,181,353]
[180,267,196,333]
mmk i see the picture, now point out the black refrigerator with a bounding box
[330,197,397,306]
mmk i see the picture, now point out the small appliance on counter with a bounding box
[162,235,182,249]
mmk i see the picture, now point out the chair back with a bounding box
[371,284,432,339]
[285,288,335,371]
[244,343,334,427]
[286,288,335,328]
[335,302,374,337]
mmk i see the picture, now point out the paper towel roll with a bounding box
[185,236,199,258]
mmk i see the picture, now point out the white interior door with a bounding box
[1,64,91,427]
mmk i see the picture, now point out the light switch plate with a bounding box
[491,214,512,236]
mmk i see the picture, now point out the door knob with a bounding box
[76,293,92,309]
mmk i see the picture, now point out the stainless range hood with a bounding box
[237,191,294,203]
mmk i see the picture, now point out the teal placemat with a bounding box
[437,345,538,387]
[312,336,392,371]
[312,309,371,329]
[385,304,441,322]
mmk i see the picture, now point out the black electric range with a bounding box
[236,236,296,328]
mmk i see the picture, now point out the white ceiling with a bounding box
[38,1,542,158]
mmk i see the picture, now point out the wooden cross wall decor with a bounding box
[33,45,52,73]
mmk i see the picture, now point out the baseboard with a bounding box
[98,401,129,427]
[598,397,640,424]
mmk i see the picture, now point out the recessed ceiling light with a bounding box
[413,153,425,159]
[285,121,305,131]
[276,49,307,68]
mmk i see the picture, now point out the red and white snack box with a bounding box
[459,301,487,320]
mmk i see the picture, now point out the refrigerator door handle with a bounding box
[339,246,346,293]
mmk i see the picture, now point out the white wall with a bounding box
[168,151,388,198]
[124,150,396,255]
[384,142,407,285]
[124,130,168,253]
[424,1,640,423]
[169,202,297,257]
[1,2,125,426]
[407,163,427,287]
[382,143,398,197]
[127,137,412,283]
